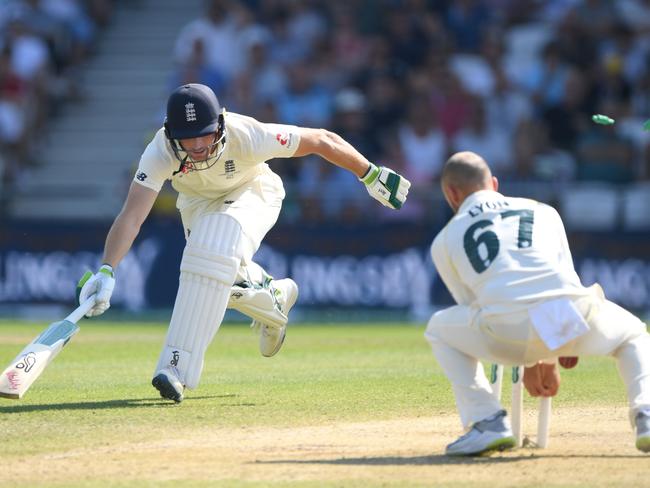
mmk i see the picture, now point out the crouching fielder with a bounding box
[425,151,650,455]
[76,83,411,403]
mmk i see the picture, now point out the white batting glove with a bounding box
[360,163,411,209]
[76,264,115,317]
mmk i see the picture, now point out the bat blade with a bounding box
[0,320,80,399]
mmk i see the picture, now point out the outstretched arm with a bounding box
[293,127,372,177]
[76,182,158,317]
[102,182,159,268]
[293,127,411,209]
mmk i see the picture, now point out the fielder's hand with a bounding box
[523,362,560,397]
[76,264,115,317]
[360,163,411,210]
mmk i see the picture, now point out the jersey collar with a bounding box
[457,190,504,215]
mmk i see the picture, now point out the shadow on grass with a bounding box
[254,452,645,466]
[254,455,522,466]
[0,394,238,413]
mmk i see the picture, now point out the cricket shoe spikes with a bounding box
[445,410,516,456]
[152,368,184,403]
[257,278,299,357]
[636,409,650,453]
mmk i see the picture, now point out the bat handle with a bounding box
[65,295,97,324]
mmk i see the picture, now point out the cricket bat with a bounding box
[0,296,96,399]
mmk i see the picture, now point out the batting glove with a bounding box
[76,264,115,317]
[360,163,411,210]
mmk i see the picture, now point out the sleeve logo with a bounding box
[136,171,148,182]
[276,132,290,146]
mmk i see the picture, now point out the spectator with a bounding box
[173,0,245,82]
[384,5,430,68]
[170,38,227,98]
[265,5,313,67]
[276,61,333,127]
[445,0,492,52]
[430,68,473,139]
[616,0,650,33]
[39,0,98,63]
[541,68,592,151]
[0,45,28,165]
[398,97,447,191]
[330,4,371,73]
[240,29,287,104]
[322,88,379,220]
[484,67,532,138]
[452,97,514,176]
[521,42,572,109]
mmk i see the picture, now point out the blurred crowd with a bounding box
[169,0,650,223]
[4,0,650,225]
[0,0,113,185]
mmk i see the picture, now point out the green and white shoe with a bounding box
[257,278,299,357]
[229,276,288,329]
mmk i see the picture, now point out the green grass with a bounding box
[0,321,627,447]
[0,322,446,452]
[0,320,633,486]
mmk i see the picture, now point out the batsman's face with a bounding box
[179,133,218,161]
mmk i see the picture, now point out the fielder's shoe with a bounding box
[257,278,299,357]
[446,410,516,456]
[152,368,184,403]
[636,409,650,453]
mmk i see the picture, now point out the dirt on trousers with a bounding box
[3,406,648,487]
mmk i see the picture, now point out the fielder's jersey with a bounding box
[431,190,588,315]
[133,112,300,208]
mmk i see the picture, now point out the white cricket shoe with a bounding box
[446,410,516,456]
[229,279,288,329]
[152,368,184,403]
[257,278,299,357]
[636,409,650,453]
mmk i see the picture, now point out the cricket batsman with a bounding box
[76,83,411,403]
[425,151,650,455]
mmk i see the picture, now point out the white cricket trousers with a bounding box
[179,167,285,285]
[425,284,650,428]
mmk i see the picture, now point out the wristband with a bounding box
[99,264,114,278]
[360,163,379,185]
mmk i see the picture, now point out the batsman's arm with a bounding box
[293,127,370,177]
[76,182,157,317]
[293,128,410,209]
[102,182,158,268]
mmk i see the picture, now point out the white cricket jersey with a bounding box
[431,190,588,314]
[133,112,300,209]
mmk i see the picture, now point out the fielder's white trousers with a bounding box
[425,284,650,429]
[179,167,285,285]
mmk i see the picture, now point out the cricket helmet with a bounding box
[164,83,227,171]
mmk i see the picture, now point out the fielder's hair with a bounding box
[441,151,492,191]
